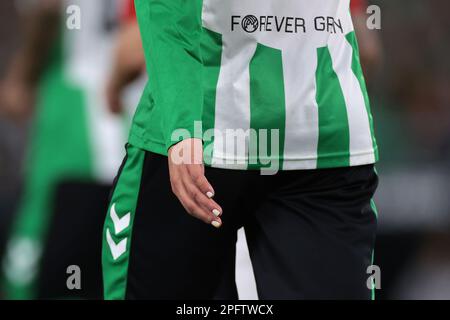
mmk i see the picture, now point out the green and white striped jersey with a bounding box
[1,0,139,299]
[130,0,378,170]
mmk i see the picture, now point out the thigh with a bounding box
[38,181,110,299]
[245,165,378,300]
[102,146,240,300]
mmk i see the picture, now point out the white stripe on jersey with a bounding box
[211,37,257,169]
[281,45,320,170]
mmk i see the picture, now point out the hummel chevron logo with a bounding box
[106,204,131,260]
[110,203,130,234]
[106,229,127,260]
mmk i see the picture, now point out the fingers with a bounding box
[172,177,222,227]
[187,164,215,199]
[168,139,223,228]
[170,164,222,228]
[186,164,222,216]
[184,179,222,218]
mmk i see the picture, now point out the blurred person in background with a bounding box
[106,0,145,116]
[0,0,133,299]
[0,0,24,276]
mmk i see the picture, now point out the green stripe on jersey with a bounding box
[316,46,350,168]
[346,32,379,161]
[102,145,145,300]
[201,28,223,165]
[248,43,286,170]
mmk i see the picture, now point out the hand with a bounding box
[106,21,145,114]
[105,78,125,115]
[168,138,223,228]
[0,78,34,122]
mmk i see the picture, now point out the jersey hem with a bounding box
[205,152,377,171]
[129,133,378,171]
[128,132,168,157]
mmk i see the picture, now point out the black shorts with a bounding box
[36,181,110,299]
[102,144,378,300]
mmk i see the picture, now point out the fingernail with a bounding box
[211,220,221,228]
[212,209,221,217]
[206,191,214,198]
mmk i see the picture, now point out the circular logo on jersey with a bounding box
[241,15,259,33]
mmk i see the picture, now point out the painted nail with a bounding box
[212,209,221,217]
[206,191,214,198]
[211,220,221,228]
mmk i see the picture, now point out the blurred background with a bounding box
[0,0,450,300]
[369,0,450,299]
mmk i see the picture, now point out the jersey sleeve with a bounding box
[350,0,367,13]
[135,0,204,149]
[120,0,136,23]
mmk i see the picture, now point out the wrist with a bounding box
[168,138,203,166]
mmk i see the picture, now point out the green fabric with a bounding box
[1,54,93,299]
[370,167,379,300]
[131,0,204,151]
[315,46,351,168]
[102,144,145,300]
[201,28,223,166]
[248,43,286,170]
[346,32,379,161]
[371,250,376,301]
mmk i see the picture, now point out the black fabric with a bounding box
[37,181,111,300]
[126,151,378,300]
